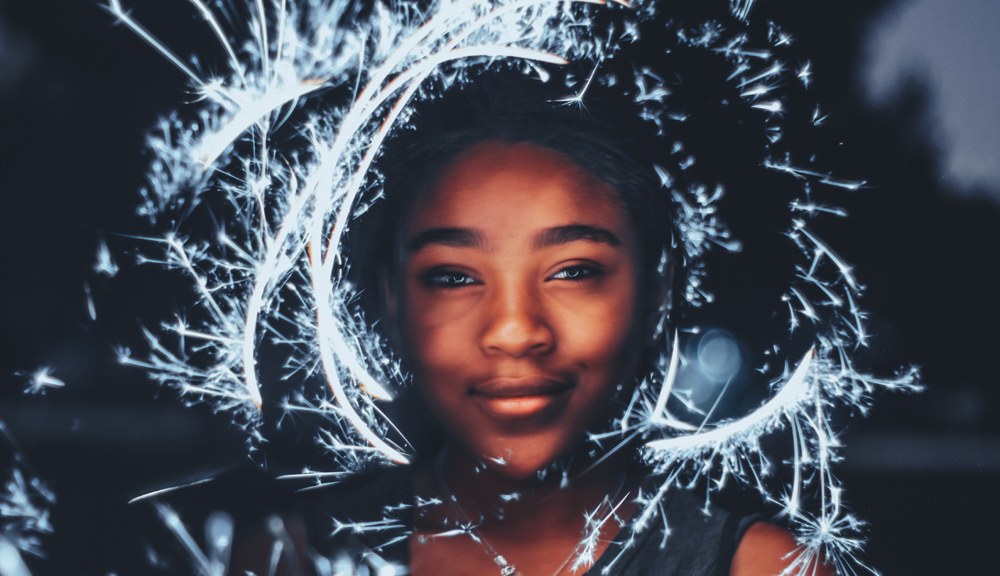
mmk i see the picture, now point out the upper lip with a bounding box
[472,376,573,398]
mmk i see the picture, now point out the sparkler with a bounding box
[104,0,919,574]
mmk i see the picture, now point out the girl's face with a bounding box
[399,141,644,480]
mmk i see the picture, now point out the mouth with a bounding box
[470,377,574,420]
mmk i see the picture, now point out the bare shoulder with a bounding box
[729,522,835,576]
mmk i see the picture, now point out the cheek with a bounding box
[554,282,641,375]
[400,283,475,405]
[560,296,641,431]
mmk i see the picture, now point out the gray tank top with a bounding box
[299,466,759,576]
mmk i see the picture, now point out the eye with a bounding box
[548,264,603,281]
[422,269,480,288]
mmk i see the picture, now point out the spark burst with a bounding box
[0,422,55,566]
[105,1,919,574]
[17,368,65,395]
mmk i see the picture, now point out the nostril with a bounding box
[480,315,554,358]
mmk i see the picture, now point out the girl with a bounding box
[233,79,830,576]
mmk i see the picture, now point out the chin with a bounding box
[476,435,577,483]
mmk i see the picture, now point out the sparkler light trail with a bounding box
[0,422,55,567]
[104,0,920,574]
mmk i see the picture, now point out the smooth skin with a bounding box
[400,141,645,482]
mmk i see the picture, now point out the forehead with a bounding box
[407,141,629,235]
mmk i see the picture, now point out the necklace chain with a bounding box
[432,449,626,576]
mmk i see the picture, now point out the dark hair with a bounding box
[352,71,673,322]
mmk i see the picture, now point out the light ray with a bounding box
[106,3,921,574]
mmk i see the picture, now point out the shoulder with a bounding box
[729,522,835,576]
[597,490,747,576]
[295,464,414,556]
[296,464,413,528]
[231,464,414,575]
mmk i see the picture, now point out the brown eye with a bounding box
[423,269,479,288]
[548,264,603,281]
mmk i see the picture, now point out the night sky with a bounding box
[0,1,997,574]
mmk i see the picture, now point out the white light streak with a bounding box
[571,492,630,572]
[153,501,226,576]
[0,536,32,576]
[0,422,55,561]
[84,281,96,321]
[647,349,814,454]
[94,238,119,277]
[107,2,921,574]
[18,368,65,395]
[105,0,206,89]
[128,477,215,504]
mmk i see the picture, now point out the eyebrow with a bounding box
[407,228,484,253]
[533,224,622,249]
[407,224,622,254]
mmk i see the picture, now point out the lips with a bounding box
[470,376,574,420]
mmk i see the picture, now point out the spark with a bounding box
[789,287,819,323]
[571,492,631,571]
[18,368,65,395]
[765,159,866,190]
[185,0,247,88]
[332,516,407,536]
[0,422,55,561]
[275,469,350,481]
[94,238,119,277]
[790,199,846,218]
[151,502,236,576]
[647,348,815,454]
[486,455,508,466]
[647,332,695,432]
[741,82,778,99]
[811,106,828,126]
[0,537,32,576]
[128,477,215,504]
[798,62,812,89]
[634,67,670,103]
[793,224,860,292]
[106,2,921,574]
[730,0,757,22]
[105,0,206,90]
[737,62,784,87]
[653,164,673,188]
[83,282,96,321]
[556,58,603,105]
[752,100,783,114]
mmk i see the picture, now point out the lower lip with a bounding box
[472,390,571,420]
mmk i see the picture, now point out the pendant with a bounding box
[493,554,518,576]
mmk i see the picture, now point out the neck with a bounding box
[432,440,634,535]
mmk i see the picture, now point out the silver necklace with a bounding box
[432,449,627,576]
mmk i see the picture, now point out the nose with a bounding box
[480,282,554,358]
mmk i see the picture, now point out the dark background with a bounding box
[0,0,997,574]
